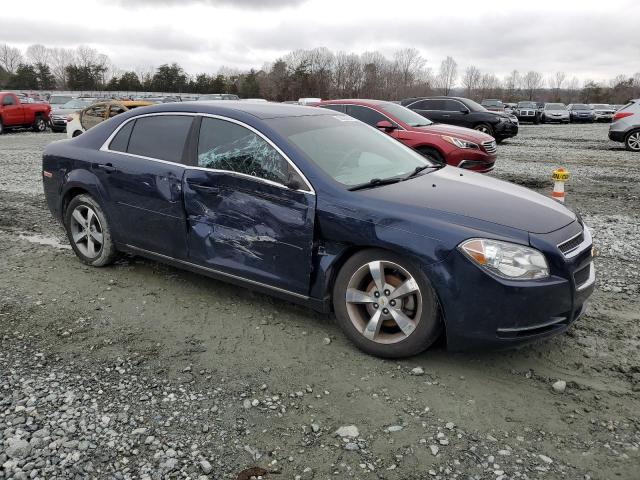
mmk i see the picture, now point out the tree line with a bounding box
[1,43,639,104]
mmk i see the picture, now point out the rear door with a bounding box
[408,99,446,122]
[98,113,194,258]
[183,116,316,295]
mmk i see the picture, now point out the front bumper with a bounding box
[427,221,594,351]
[494,121,518,139]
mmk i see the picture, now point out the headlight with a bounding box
[459,238,549,280]
[441,135,479,149]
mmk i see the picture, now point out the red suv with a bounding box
[317,99,497,173]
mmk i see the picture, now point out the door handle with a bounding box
[96,163,117,173]
[188,182,220,195]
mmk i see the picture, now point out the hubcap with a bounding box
[70,205,103,258]
[345,260,422,344]
[628,133,640,151]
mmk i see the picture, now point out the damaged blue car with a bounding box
[42,102,595,357]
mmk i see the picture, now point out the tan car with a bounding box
[66,100,155,138]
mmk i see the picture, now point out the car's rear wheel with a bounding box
[473,123,494,136]
[417,146,445,166]
[625,130,640,152]
[333,249,441,358]
[64,194,117,267]
[0,118,3,135]
[32,115,47,132]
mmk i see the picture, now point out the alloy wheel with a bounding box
[345,260,422,344]
[70,205,104,258]
[627,132,640,151]
[474,125,491,134]
[35,118,46,131]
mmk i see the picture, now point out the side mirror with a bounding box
[460,109,470,114]
[376,120,397,131]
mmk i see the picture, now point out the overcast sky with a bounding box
[1,0,637,82]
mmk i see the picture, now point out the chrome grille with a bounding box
[558,231,584,255]
[482,140,497,155]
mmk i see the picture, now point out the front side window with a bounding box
[2,95,16,106]
[197,117,291,185]
[345,105,387,127]
[109,105,127,117]
[127,115,193,161]
[268,114,431,187]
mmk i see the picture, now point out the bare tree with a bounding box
[503,70,521,101]
[549,71,566,101]
[478,73,502,100]
[49,47,75,87]
[522,71,544,100]
[436,56,457,95]
[462,65,481,99]
[393,48,426,97]
[0,44,24,73]
[26,44,50,66]
[566,76,581,102]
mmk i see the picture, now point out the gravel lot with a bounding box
[1,124,638,480]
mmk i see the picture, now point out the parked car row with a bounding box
[0,92,51,134]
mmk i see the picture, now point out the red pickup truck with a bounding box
[0,92,51,134]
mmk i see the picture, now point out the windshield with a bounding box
[199,94,223,100]
[517,102,537,108]
[61,99,94,109]
[379,103,433,126]
[571,104,590,110]
[462,98,487,112]
[545,103,566,110]
[482,100,503,107]
[592,104,610,109]
[50,95,73,104]
[268,114,431,187]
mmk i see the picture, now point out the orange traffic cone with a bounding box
[551,168,570,203]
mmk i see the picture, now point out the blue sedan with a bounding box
[42,102,595,357]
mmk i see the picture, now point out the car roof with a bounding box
[321,99,393,107]
[137,100,336,119]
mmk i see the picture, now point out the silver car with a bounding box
[608,99,640,151]
[590,104,615,122]
[541,103,570,124]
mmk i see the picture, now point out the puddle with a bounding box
[18,233,71,250]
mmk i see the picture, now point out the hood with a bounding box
[357,167,576,235]
[414,123,494,143]
[52,107,81,116]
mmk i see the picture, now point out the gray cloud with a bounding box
[113,0,308,8]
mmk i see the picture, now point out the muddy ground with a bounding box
[0,124,638,480]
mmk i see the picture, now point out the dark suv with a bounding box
[401,96,518,142]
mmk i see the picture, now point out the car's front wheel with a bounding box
[32,115,47,132]
[333,249,441,358]
[625,130,640,152]
[64,194,117,266]
[417,146,445,166]
[473,123,494,136]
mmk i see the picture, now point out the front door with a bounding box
[97,114,194,258]
[2,95,25,125]
[183,116,316,295]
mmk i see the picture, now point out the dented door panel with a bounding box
[183,169,316,295]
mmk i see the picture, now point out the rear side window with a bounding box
[127,115,193,162]
[197,117,292,185]
[410,99,443,110]
[320,104,345,113]
[109,120,135,152]
[346,105,387,127]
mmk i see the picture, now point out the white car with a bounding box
[590,104,615,122]
[66,100,154,138]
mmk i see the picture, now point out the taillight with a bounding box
[66,115,73,123]
[613,111,633,121]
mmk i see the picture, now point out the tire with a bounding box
[624,130,640,152]
[541,115,547,124]
[64,194,117,267]
[72,130,83,137]
[0,118,3,135]
[533,117,540,125]
[417,146,445,166]
[332,248,441,358]
[473,123,494,136]
[32,115,47,133]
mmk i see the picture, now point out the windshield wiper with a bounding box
[403,164,442,180]
[348,177,403,191]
